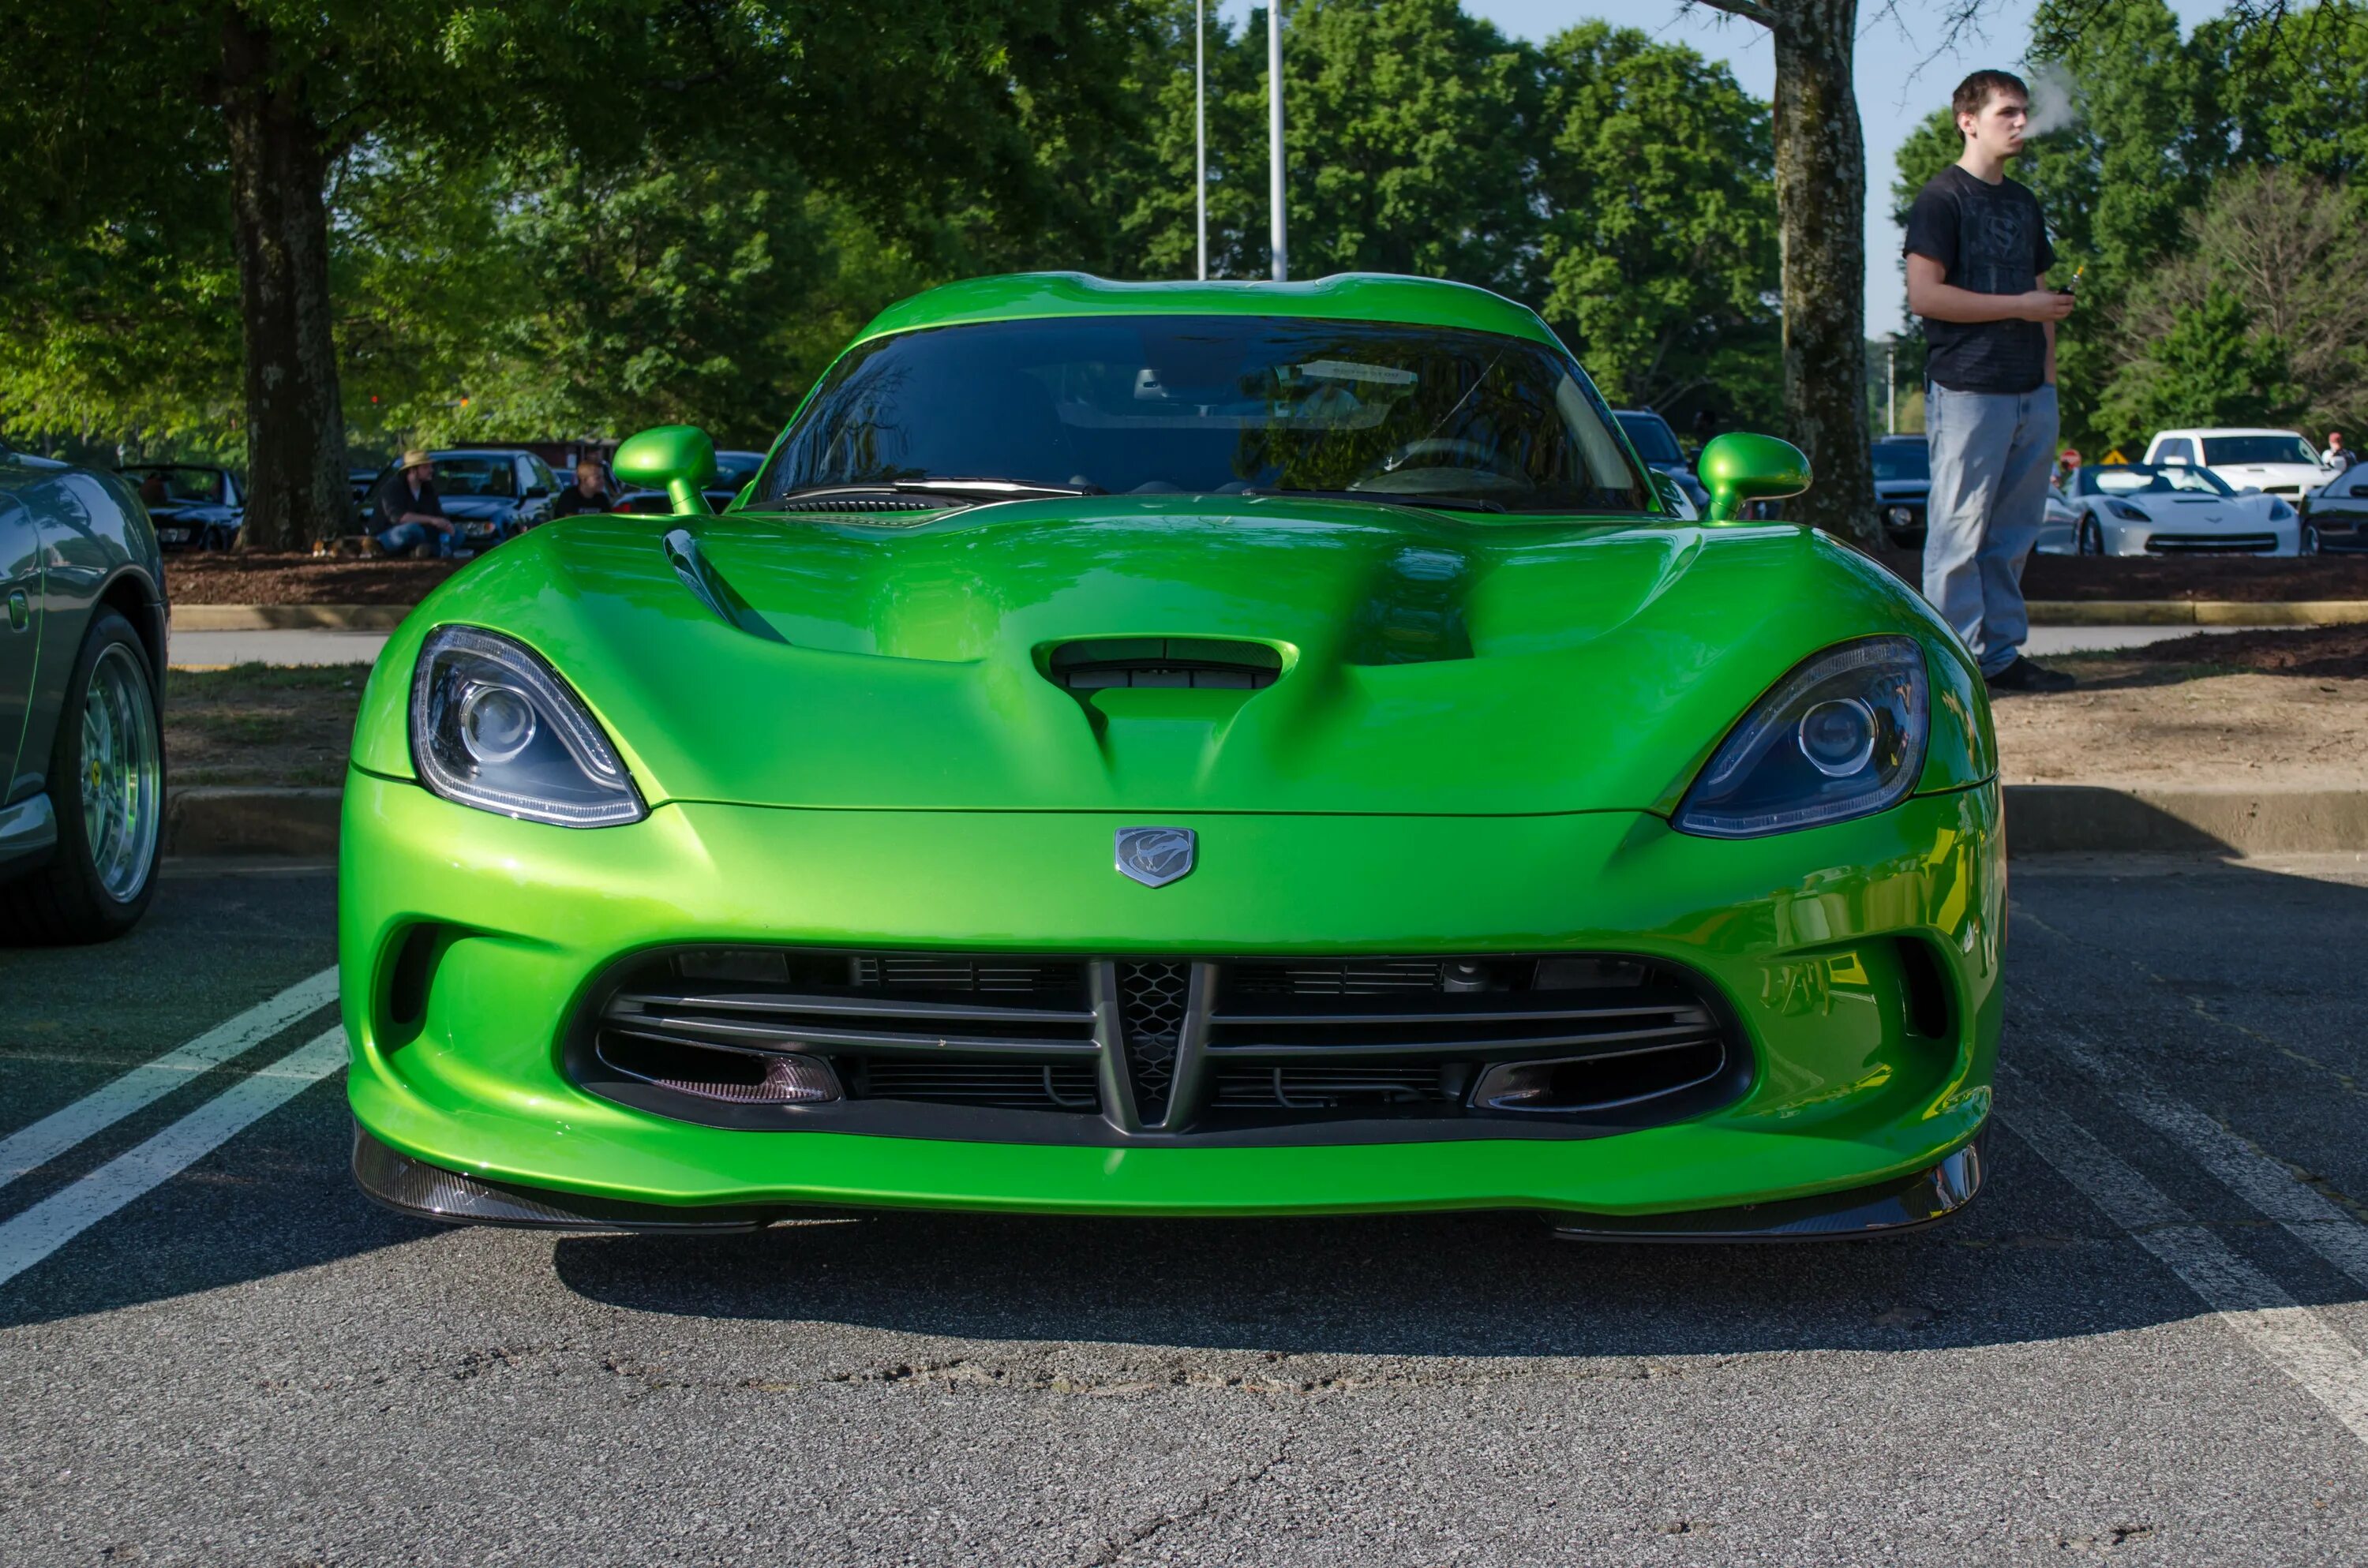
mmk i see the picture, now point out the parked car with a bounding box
[1610,410,1710,513]
[118,463,242,551]
[2142,428,2335,500]
[1872,435,1929,547]
[2064,461,2310,556]
[2033,482,2081,555]
[364,448,561,556]
[2,440,168,941]
[609,448,769,515]
[2300,461,2368,553]
[340,271,1996,1243]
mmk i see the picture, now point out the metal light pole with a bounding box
[1886,338,1898,436]
[1194,0,1207,280]
[1268,1,1286,281]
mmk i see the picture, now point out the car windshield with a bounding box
[1613,414,1684,466]
[2201,434,2317,466]
[125,466,224,503]
[2075,463,2236,499]
[762,315,1651,514]
[434,456,517,497]
[1872,442,1929,482]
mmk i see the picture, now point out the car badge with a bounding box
[1115,827,1196,888]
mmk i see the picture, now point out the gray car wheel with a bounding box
[0,609,164,943]
[2077,515,2104,555]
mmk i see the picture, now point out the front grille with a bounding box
[2145,532,2277,554]
[1117,960,1190,1122]
[572,947,1744,1144]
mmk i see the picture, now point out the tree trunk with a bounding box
[1768,0,1878,546]
[219,12,347,552]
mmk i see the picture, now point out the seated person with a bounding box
[550,457,616,518]
[137,472,169,507]
[373,450,455,558]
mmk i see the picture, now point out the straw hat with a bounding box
[401,448,433,470]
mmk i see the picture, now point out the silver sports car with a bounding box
[2065,462,2310,556]
[1,440,168,941]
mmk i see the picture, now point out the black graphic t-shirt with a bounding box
[1903,166,2057,395]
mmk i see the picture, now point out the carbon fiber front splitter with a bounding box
[1546,1134,1985,1242]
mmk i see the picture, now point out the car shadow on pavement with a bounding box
[546,1131,2324,1359]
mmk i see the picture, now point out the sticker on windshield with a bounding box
[1294,360,1418,386]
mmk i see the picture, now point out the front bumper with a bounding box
[339,773,2003,1222]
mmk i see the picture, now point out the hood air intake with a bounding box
[1047,638,1283,691]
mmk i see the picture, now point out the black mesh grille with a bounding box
[575,946,1744,1142]
[1117,961,1189,1121]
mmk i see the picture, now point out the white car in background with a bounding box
[2065,462,2310,556]
[2142,428,2335,498]
[2034,481,2080,555]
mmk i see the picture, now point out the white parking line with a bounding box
[0,1026,349,1292]
[0,967,338,1191]
[2001,1073,2368,1443]
[2048,1031,2368,1294]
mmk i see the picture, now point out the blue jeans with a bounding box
[377,521,452,559]
[1923,382,2058,675]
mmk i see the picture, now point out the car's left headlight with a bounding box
[2266,499,2295,521]
[409,625,646,826]
[1673,637,1930,839]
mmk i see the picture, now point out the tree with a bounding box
[1890,0,2220,452]
[1682,0,1877,544]
[1,0,1146,547]
[1534,23,1780,428]
[2100,167,2365,443]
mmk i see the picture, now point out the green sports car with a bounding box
[342,273,2001,1239]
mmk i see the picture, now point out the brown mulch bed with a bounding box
[2101,623,2368,679]
[1868,546,2368,602]
[164,552,468,605]
[167,544,2368,610]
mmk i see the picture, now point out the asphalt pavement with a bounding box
[6,856,2368,1565]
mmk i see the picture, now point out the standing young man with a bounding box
[2324,431,2355,473]
[1905,69,2079,693]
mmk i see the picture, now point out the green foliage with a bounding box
[1534,22,1778,425]
[2096,286,2304,435]
[1891,0,2366,453]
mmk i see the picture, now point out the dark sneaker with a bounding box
[1984,656,2078,694]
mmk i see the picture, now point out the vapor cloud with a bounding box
[2023,61,2080,138]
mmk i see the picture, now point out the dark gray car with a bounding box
[1,440,170,941]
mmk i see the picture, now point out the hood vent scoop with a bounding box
[1047,638,1284,691]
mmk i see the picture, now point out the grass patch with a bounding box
[165,662,370,788]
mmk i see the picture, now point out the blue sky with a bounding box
[1217,0,2217,334]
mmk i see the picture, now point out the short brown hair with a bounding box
[1953,69,2029,133]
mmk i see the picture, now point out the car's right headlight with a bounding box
[1673,637,1930,839]
[2106,500,2149,522]
[409,624,646,827]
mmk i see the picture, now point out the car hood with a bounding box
[353,496,1988,814]
[2210,463,2329,490]
[440,496,518,522]
[2112,494,2261,527]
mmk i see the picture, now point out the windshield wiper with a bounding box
[773,477,1104,505]
[1243,486,1508,514]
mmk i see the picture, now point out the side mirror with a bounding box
[1698,432,1811,524]
[614,425,720,516]
[523,484,549,500]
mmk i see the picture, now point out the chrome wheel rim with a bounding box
[79,643,161,903]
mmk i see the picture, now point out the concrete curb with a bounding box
[159,784,2366,861]
[2006,784,2368,855]
[165,788,342,858]
[170,604,414,631]
[2025,599,2368,627]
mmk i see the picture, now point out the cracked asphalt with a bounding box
[5,855,2368,1566]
